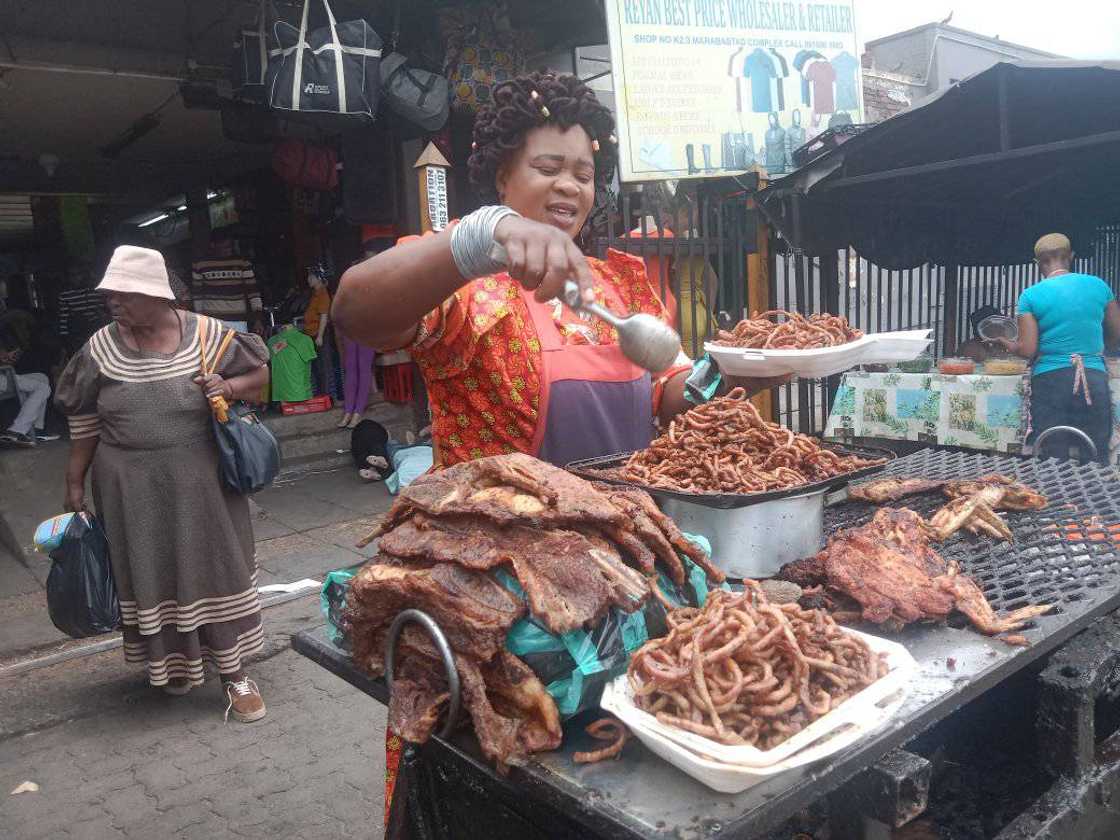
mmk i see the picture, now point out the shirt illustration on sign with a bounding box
[793,50,826,107]
[805,60,837,119]
[742,49,777,114]
[831,52,859,111]
[768,49,790,112]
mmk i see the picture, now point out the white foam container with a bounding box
[602,629,915,771]
[604,684,908,793]
[705,329,932,379]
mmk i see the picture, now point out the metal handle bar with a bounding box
[1033,425,1098,462]
[384,609,461,740]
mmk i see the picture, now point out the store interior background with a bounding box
[0,0,610,445]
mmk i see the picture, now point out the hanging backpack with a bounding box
[267,0,383,123]
[231,0,280,103]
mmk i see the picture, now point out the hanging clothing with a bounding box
[831,51,860,111]
[58,287,110,353]
[54,314,269,687]
[342,336,377,414]
[190,256,263,325]
[303,286,331,338]
[407,248,685,467]
[268,326,317,402]
[742,49,777,113]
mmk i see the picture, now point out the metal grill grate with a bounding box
[825,450,1120,616]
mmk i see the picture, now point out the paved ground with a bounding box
[0,598,388,840]
[0,450,393,839]
[1,442,389,660]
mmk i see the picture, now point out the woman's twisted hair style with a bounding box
[468,72,617,203]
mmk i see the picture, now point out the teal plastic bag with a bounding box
[501,532,722,718]
[321,532,723,718]
[321,563,364,649]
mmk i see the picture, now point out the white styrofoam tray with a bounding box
[602,629,916,770]
[704,330,931,379]
[605,683,908,794]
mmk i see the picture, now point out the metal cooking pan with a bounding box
[565,442,896,510]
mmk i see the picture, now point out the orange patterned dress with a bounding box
[410,248,683,466]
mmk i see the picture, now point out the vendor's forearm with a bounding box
[657,371,692,426]
[227,364,269,401]
[333,231,465,350]
[66,437,99,488]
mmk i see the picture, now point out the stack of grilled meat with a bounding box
[346,453,722,770]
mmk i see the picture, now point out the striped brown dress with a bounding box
[55,313,270,687]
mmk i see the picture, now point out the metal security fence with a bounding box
[771,223,1120,434]
[589,182,755,360]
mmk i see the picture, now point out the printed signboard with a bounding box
[604,1,863,181]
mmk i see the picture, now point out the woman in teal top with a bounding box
[999,233,1120,462]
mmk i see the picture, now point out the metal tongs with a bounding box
[488,242,682,372]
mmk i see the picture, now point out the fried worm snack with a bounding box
[628,586,890,749]
[714,310,862,350]
[622,388,885,494]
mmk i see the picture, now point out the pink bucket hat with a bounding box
[96,246,174,300]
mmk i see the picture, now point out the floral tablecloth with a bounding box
[823,371,1120,464]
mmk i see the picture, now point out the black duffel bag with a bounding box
[232,0,281,103]
[47,514,121,638]
[267,0,383,123]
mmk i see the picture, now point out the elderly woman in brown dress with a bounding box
[55,246,271,722]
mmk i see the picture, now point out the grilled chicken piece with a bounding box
[943,475,1047,511]
[849,478,946,504]
[928,485,1009,541]
[937,565,1054,634]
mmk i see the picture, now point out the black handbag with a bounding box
[200,321,281,494]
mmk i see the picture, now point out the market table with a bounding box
[292,450,1120,839]
[823,370,1120,464]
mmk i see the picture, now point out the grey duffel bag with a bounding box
[379,52,449,132]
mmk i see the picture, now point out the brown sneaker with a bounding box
[224,677,266,723]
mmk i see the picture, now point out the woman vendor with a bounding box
[333,72,781,469]
[998,233,1120,462]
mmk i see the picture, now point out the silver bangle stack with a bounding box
[449,205,521,280]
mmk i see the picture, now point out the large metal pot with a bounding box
[661,489,825,579]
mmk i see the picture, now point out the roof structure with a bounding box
[758,61,1120,268]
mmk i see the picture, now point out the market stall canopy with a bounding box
[758,61,1120,268]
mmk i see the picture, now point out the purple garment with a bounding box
[536,375,655,466]
[342,336,376,413]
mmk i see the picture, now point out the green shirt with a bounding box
[268,328,317,402]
